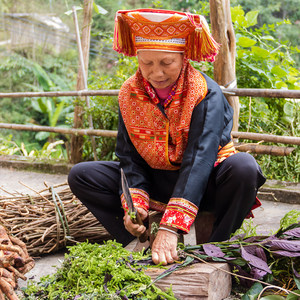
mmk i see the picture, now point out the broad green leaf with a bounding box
[237,49,248,59]
[93,3,108,15]
[245,10,258,27]
[241,282,263,300]
[287,290,300,300]
[231,6,248,27]
[65,6,82,16]
[28,150,35,157]
[294,276,300,289]
[283,102,294,117]
[231,6,245,23]
[275,81,288,89]
[31,62,54,91]
[31,99,42,113]
[34,98,48,114]
[260,296,285,300]
[287,75,298,84]
[46,99,53,114]
[237,37,257,47]
[261,35,275,41]
[271,66,288,77]
[243,63,271,84]
[282,115,294,124]
[251,46,270,59]
[21,143,28,156]
[230,257,247,266]
[46,140,64,152]
[50,100,65,127]
[35,131,50,141]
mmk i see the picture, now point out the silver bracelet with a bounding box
[158,227,179,237]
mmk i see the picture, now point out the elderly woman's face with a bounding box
[137,51,183,89]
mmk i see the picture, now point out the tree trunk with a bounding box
[70,0,93,164]
[209,0,239,131]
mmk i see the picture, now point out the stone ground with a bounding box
[0,166,299,295]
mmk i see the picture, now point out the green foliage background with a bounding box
[0,0,299,181]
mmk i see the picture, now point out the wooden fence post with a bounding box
[70,0,93,164]
[209,0,239,131]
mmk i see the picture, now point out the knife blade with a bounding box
[121,168,148,243]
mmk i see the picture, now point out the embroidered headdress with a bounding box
[113,8,219,62]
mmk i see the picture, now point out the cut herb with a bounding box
[22,240,176,300]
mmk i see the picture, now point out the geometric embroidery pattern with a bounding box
[160,197,198,232]
[123,13,195,40]
[119,61,208,170]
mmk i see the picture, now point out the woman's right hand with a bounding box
[123,207,148,237]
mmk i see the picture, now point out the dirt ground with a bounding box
[0,166,68,196]
[0,165,298,295]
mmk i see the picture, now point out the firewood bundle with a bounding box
[0,183,111,256]
[0,225,34,300]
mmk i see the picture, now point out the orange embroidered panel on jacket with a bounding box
[119,63,208,170]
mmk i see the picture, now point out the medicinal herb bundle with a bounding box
[22,211,300,300]
[22,240,175,300]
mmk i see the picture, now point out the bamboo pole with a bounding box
[1,123,299,146]
[234,143,295,156]
[70,0,94,164]
[224,88,300,98]
[0,123,118,138]
[231,131,300,146]
[0,88,299,99]
[210,0,239,131]
[72,4,98,162]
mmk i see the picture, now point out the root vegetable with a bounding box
[0,226,34,300]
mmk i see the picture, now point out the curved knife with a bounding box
[121,168,148,243]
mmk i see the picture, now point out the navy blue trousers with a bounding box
[68,152,266,246]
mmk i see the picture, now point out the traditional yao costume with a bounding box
[68,9,265,245]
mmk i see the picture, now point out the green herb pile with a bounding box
[22,211,300,300]
[22,240,176,300]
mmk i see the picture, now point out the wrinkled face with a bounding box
[137,51,184,89]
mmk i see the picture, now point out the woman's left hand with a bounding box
[151,228,178,265]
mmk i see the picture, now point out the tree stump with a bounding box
[145,262,231,300]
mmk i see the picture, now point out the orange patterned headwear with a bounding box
[113,8,219,62]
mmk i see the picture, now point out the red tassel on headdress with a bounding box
[185,14,220,62]
[113,14,136,56]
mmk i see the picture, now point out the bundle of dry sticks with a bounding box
[0,183,111,256]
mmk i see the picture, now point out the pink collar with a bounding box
[154,85,174,100]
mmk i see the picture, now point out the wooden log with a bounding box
[145,263,231,300]
[1,123,299,148]
[235,143,295,156]
[0,88,299,99]
[232,131,300,146]
[210,0,239,131]
[0,90,120,98]
[0,123,118,138]
[224,88,300,98]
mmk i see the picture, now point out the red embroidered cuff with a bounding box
[121,188,149,212]
[160,198,198,233]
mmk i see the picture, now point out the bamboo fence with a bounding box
[0,122,298,156]
[0,88,300,99]
[0,88,299,157]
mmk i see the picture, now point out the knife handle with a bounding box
[134,212,148,243]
